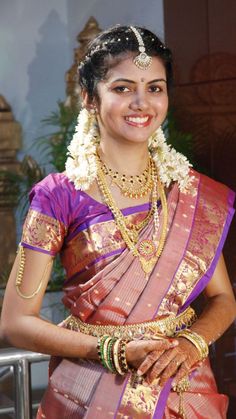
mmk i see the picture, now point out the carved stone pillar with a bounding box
[65,17,101,109]
[0,95,22,285]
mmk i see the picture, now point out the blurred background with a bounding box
[0,0,235,417]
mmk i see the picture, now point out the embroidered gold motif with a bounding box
[62,211,149,277]
[123,383,156,413]
[119,375,161,416]
[21,209,67,253]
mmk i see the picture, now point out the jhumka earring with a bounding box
[130,26,152,70]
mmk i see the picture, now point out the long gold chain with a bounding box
[96,155,168,274]
[100,156,153,199]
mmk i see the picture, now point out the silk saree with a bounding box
[20,170,235,418]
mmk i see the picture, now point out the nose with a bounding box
[129,90,149,112]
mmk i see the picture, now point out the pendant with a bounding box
[133,52,152,70]
[138,239,157,274]
[140,257,157,274]
[138,239,156,258]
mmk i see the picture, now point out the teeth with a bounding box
[126,116,149,123]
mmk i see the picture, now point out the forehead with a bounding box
[105,55,166,82]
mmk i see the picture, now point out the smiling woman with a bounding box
[1,25,236,419]
[95,57,168,148]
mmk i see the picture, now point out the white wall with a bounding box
[0,0,164,164]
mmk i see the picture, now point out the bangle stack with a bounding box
[97,335,130,375]
[177,329,209,361]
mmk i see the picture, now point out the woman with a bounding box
[1,25,236,418]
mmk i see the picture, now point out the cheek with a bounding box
[102,100,124,119]
[155,95,168,113]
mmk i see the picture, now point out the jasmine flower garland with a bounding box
[65,108,99,190]
[148,127,193,192]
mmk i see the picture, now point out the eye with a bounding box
[113,85,130,93]
[148,85,161,93]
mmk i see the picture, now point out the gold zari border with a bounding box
[21,209,67,253]
[63,307,196,340]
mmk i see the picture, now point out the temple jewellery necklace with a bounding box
[96,154,168,274]
[100,157,153,199]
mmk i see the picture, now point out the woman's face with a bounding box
[94,54,168,146]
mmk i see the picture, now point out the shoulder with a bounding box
[29,172,77,203]
[31,172,72,193]
[28,173,92,226]
[28,173,78,226]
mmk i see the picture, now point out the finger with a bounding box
[172,362,190,388]
[144,338,178,353]
[126,339,177,369]
[137,349,166,376]
[158,356,185,387]
[142,348,178,379]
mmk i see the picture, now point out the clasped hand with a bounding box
[126,337,201,387]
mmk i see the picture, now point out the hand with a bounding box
[126,338,178,370]
[137,337,201,386]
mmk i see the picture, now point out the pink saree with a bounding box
[21,170,235,418]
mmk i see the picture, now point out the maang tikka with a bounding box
[130,26,152,70]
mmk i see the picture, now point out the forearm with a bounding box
[3,315,98,360]
[190,293,236,345]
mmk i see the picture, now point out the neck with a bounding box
[98,141,149,175]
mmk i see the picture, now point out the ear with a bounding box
[81,90,90,108]
[81,90,98,113]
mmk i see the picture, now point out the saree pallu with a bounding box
[20,170,235,418]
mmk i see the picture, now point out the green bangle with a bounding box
[97,335,110,370]
[106,337,117,373]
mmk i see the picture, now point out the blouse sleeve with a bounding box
[20,178,68,256]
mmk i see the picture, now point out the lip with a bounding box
[124,114,153,128]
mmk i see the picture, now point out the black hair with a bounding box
[78,25,173,101]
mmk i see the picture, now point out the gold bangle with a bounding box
[177,329,209,361]
[113,339,125,375]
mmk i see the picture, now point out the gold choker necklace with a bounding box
[99,155,153,199]
[96,154,168,274]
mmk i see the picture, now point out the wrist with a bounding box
[87,336,100,360]
[97,335,130,375]
[176,329,209,361]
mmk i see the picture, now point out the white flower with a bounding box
[149,127,192,192]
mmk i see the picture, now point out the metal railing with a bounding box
[0,348,50,419]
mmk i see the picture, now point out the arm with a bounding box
[1,247,175,366]
[190,253,236,344]
[1,247,98,359]
[136,253,236,385]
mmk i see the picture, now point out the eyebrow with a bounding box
[111,78,167,84]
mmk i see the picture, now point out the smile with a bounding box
[124,115,152,127]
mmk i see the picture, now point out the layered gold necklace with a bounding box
[100,157,153,199]
[96,153,168,274]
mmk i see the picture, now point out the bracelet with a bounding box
[97,335,130,375]
[97,335,110,370]
[113,339,125,375]
[118,339,130,374]
[177,329,209,361]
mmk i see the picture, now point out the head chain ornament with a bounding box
[130,26,152,70]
